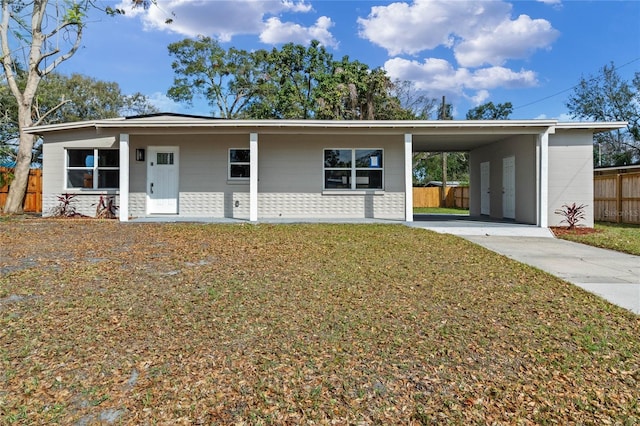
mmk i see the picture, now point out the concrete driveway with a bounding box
[409,214,639,314]
[462,235,640,315]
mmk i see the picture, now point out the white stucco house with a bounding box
[25,113,625,227]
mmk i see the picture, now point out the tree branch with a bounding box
[32,98,72,126]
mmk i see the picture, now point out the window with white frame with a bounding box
[66,149,119,189]
[229,149,250,179]
[324,149,383,190]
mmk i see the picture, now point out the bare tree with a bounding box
[0,0,156,213]
[0,0,90,212]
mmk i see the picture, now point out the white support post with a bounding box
[249,133,258,222]
[404,134,413,222]
[119,134,129,222]
[536,129,550,227]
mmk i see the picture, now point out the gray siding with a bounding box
[256,134,405,219]
[41,131,118,217]
[548,131,594,227]
[43,131,406,220]
[469,135,537,224]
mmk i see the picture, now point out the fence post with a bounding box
[617,174,622,224]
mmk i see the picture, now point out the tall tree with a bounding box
[38,73,157,123]
[392,80,439,120]
[1,0,153,213]
[1,72,157,166]
[315,58,412,120]
[167,36,264,118]
[466,101,513,120]
[1,0,87,212]
[260,40,333,119]
[566,63,640,166]
[167,38,417,121]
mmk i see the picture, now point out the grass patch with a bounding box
[414,207,469,214]
[1,220,638,424]
[555,222,640,256]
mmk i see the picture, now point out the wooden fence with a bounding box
[413,186,469,209]
[594,172,640,224]
[0,167,42,213]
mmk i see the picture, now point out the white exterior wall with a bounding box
[547,131,594,227]
[41,131,119,217]
[469,135,537,224]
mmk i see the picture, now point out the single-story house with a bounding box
[25,113,625,227]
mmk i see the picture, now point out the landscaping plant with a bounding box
[94,194,118,219]
[554,202,587,229]
[48,193,81,218]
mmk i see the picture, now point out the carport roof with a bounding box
[24,114,626,152]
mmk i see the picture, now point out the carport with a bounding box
[406,120,625,229]
[407,120,556,227]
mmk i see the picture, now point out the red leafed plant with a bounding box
[49,193,81,217]
[94,193,118,219]
[554,202,587,229]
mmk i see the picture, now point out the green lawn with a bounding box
[555,222,640,256]
[1,220,638,424]
[413,207,469,214]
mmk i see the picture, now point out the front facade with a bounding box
[28,114,625,227]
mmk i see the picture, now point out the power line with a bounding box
[513,57,640,111]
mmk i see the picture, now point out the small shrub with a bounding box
[554,202,587,229]
[49,193,81,218]
[94,194,118,219]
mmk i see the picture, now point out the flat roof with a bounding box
[24,115,627,152]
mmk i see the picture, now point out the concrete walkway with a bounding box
[461,236,640,315]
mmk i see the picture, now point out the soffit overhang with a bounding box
[24,117,627,152]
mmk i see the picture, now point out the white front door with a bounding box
[147,146,179,214]
[480,161,490,216]
[502,156,515,219]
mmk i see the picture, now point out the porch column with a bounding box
[119,133,129,222]
[536,129,551,227]
[250,132,258,222]
[404,133,413,222]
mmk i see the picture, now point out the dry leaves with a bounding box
[1,219,639,424]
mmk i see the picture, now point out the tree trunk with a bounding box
[3,105,36,214]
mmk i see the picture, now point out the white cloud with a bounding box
[384,57,538,102]
[358,0,558,66]
[470,90,490,105]
[115,0,327,45]
[455,14,559,67]
[260,16,338,47]
[145,91,184,113]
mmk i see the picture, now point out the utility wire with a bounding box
[513,56,640,111]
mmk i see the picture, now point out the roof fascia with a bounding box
[554,121,627,133]
[26,118,624,136]
[23,117,125,135]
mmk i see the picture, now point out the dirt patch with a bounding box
[550,226,600,237]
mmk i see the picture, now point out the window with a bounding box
[66,149,119,189]
[324,149,383,190]
[229,149,250,179]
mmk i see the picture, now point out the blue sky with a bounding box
[56,0,640,120]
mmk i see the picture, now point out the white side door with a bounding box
[147,146,179,214]
[502,156,515,219]
[480,161,490,216]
